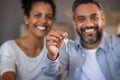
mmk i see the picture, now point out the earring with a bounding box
[24,22,29,27]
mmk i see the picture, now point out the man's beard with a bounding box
[77,26,103,44]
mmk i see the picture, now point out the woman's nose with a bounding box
[39,16,47,24]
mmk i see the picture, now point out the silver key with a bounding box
[64,38,68,51]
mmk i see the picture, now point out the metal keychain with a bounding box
[64,38,68,51]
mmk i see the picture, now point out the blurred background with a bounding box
[0,0,120,45]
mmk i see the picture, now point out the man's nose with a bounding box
[84,18,94,27]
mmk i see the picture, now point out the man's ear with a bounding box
[72,19,77,29]
[101,13,106,26]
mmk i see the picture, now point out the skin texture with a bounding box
[2,2,54,80]
[46,3,105,60]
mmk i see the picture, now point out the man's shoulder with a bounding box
[109,35,120,44]
[108,35,120,53]
[68,39,74,44]
[68,39,78,47]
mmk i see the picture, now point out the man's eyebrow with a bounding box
[91,13,99,16]
[76,15,84,18]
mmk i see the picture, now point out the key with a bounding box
[64,38,68,51]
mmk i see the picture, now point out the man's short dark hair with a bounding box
[72,0,103,13]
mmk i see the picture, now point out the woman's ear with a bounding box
[24,15,29,25]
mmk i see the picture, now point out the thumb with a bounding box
[61,32,68,38]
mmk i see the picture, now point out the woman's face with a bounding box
[25,2,54,38]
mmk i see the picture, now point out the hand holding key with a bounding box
[46,30,68,60]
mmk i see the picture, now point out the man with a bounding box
[42,0,120,80]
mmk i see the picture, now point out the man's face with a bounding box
[72,3,105,44]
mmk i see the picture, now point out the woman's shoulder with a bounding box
[1,40,15,48]
[0,40,17,56]
[0,40,17,53]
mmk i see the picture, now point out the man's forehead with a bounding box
[75,3,101,16]
[75,3,100,12]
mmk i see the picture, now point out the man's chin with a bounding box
[81,36,97,44]
[85,39,97,44]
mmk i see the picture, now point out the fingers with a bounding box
[45,29,68,60]
[47,40,57,46]
[56,30,68,39]
[46,35,59,42]
[46,29,68,48]
[46,30,68,42]
[61,32,68,38]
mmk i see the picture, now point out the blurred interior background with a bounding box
[0,0,120,45]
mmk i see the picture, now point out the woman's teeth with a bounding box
[85,29,94,32]
[37,26,46,30]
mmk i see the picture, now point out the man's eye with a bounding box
[91,15,99,21]
[77,17,85,22]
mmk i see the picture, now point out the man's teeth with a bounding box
[37,26,46,30]
[85,29,94,32]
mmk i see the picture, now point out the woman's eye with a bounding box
[34,14,41,18]
[46,15,53,20]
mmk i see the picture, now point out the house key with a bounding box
[63,38,68,51]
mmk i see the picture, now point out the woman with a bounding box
[0,0,60,80]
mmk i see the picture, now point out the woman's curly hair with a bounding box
[21,0,56,18]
